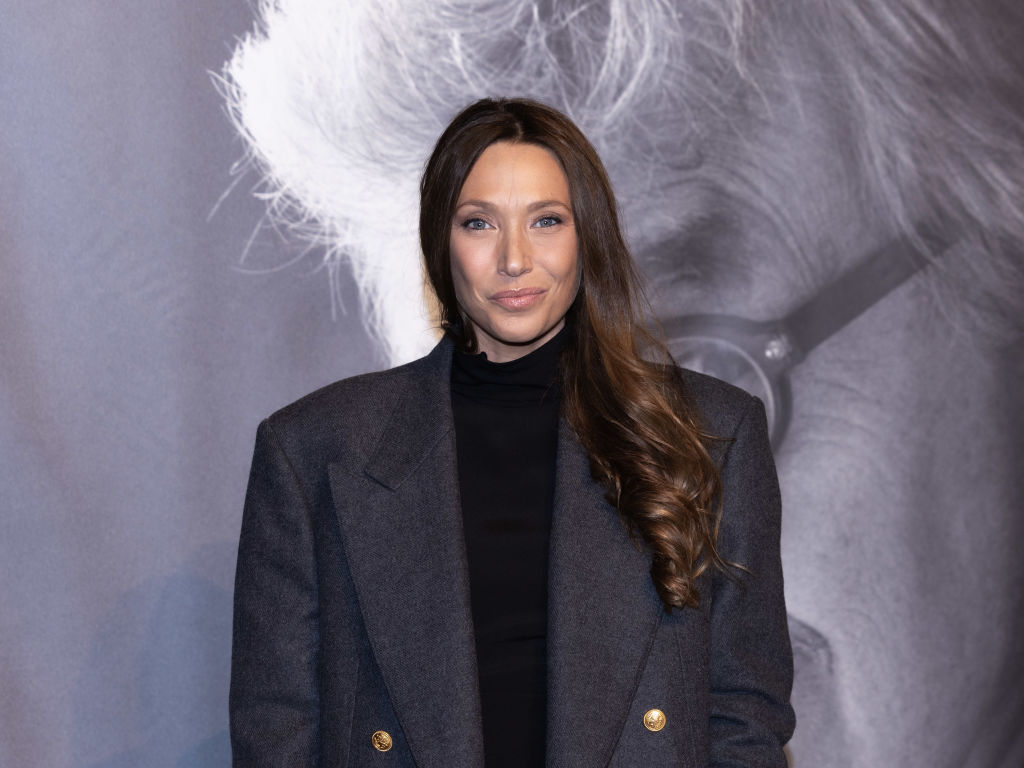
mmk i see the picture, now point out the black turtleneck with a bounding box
[451,325,566,768]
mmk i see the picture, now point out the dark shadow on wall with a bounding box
[74,542,235,768]
[786,615,849,768]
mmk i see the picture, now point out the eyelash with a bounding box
[458,215,563,230]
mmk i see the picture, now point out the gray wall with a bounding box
[1,3,377,766]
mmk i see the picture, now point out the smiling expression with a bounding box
[449,141,580,362]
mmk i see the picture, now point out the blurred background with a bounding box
[1,3,379,765]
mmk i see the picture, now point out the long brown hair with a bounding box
[421,98,727,611]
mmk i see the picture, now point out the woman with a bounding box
[230,98,794,767]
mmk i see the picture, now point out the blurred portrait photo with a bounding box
[222,1,1024,765]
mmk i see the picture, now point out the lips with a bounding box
[490,287,546,310]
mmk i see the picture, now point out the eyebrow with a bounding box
[454,198,572,212]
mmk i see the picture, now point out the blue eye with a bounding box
[461,218,490,230]
[535,216,562,228]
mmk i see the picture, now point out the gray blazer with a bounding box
[230,338,794,767]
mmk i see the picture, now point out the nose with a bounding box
[498,228,532,277]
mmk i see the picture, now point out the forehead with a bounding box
[458,141,569,202]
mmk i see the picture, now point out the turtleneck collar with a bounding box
[451,324,567,405]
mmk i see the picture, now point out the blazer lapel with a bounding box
[328,340,484,768]
[546,421,663,768]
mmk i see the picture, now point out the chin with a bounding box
[475,317,563,356]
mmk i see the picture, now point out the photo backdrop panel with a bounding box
[2,1,1022,766]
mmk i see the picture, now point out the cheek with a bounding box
[448,260,473,309]
[550,235,580,285]
[448,238,486,303]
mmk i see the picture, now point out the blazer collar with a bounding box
[330,337,661,767]
[329,337,486,766]
[362,337,455,490]
[546,420,663,767]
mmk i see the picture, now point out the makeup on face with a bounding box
[449,141,579,362]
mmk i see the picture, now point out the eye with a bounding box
[534,215,562,228]
[460,217,491,231]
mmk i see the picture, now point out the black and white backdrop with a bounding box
[3,1,1023,766]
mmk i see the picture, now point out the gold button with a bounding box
[371,730,393,752]
[643,708,666,732]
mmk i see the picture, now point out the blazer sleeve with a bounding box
[708,395,796,767]
[230,419,321,765]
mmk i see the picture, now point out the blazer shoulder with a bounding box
[675,366,760,440]
[270,358,417,424]
[259,351,438,466]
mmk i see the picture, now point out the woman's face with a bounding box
[449,141,579,362]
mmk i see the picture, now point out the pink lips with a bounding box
[491,287,546,310]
